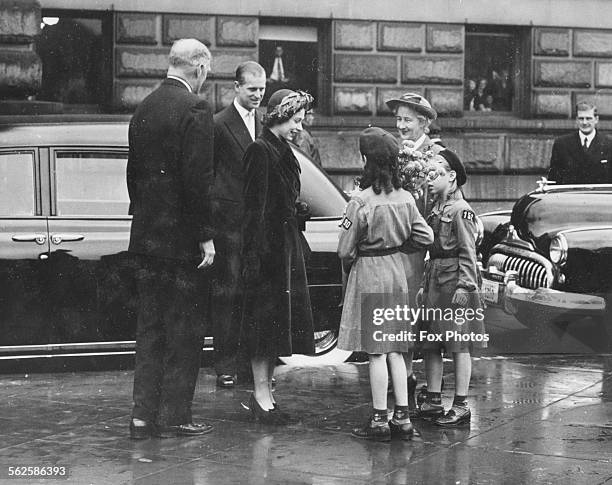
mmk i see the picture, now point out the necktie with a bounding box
[273,57,284,81]
[246,111,255,141]
[583,137,588,150]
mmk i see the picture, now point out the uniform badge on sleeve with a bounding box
[340,216,353,230]
[462,210,475,221]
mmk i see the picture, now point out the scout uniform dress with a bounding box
[420,189,486,353]
[337,187,433,354]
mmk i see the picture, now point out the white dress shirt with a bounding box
[166,75,192,93]
[580,130,596,149]
[234,98,256,141]
[270,56,285,82]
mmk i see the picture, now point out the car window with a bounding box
[0,151,35,216]
[55,150,129,216]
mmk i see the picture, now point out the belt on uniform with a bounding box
[358,247,401,257]
[429,249,459,259]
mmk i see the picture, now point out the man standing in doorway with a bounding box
[269,45,290,85]
[549,101,612,184]
[127,38,216,438]
[211,61,267,388]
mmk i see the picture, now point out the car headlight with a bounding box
[549,234,568,266]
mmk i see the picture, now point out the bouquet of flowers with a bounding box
[397,140,436,200]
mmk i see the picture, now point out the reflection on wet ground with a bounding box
[0,355,611,484]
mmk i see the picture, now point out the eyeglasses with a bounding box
[426,168,454,182]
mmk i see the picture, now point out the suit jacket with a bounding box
[127,78,215,262]
[211,102,262,226]
[548,131,612,184]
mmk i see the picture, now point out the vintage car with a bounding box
[478,181,612,350]
[0,115,350,368]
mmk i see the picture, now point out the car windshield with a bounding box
[292,145,348,218]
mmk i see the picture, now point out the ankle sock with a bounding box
[393,405,410,420]
[372,408,388,421]
[453,395,467,407]
[427,391,442,404]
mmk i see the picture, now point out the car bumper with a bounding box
[481,269,606,324]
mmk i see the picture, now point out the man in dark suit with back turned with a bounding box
[548,101,612,184]
[211,61,266,388]
[127,38,216,439]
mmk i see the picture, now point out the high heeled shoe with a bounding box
[407,373,418,417]
[249,394,288,425]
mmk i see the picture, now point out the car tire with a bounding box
[279,330,352,365]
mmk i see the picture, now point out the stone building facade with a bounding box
[3,0,612,208]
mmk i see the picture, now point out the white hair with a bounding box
[169,38,211,70]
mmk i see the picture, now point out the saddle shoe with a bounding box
[352,414,391,442]
[435,406,471,427]
[417,401,445,419]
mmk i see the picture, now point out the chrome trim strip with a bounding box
[478,210,513,217]
[0,341,135,353]
[537,184,612,194]
[0,337,215,355]
[0,348,214,360]
[557,225,612,235]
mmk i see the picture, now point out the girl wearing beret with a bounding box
[240,89,315,425]
[338,127,434,441]
[417,149,486,426]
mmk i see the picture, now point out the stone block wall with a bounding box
[317,119,563,204]
[0,0,41,99]
[332,20,464,117]
[113,12,258,110]
[533,27,612,117]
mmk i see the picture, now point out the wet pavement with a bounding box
[1,355,611,485]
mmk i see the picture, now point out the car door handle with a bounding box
[50,233,85,244]
[12,234,47,245]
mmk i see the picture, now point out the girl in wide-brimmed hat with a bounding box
[385,92,445,413]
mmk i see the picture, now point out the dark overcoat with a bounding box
[210,102,261,374]
[127,78,215,261]
[125,77,215,427]
[240,127,315,358]
[548,131,612,184]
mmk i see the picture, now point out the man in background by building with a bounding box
[548,101,612,184]
[269,45,290,85]
[127,39,216,438]
[211,61,266,388]
[264,45,293,101]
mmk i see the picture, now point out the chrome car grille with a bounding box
[487,253,553,289]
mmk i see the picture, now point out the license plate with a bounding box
[482,278,500,304]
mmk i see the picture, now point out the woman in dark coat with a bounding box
[240,89,315,424]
